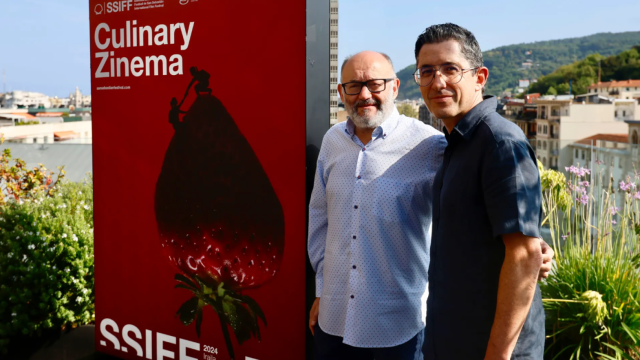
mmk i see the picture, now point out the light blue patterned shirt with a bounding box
[308,107,446,347]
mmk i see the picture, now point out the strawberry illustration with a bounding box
[154,69,285,359]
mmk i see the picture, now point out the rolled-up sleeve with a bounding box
[482,139,541,239]
[308,139,329,298]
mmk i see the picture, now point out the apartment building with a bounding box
[587,80,640,100]
[329,0,339,125]
[530,97,631,170]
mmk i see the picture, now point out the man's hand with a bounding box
[538,239,554,281]
[309,297,320,336]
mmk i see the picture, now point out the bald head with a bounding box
[340,51,396,82]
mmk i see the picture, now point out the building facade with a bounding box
[69,87,91,108]
[527,97,631,171]
[329,0,339,125]
[2,91,51,109]
[587,80,640,100]
[418,104,444,132]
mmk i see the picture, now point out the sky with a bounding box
[1,0,639,97]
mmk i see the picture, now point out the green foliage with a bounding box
[547,86,558,95]
[0,179,94,352]
[396,31,640,99]
[541,165,640,359]
[15,121,40,126]
[529,46,640,96]
[396,103,418,118]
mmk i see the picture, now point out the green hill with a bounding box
[396,31,640,100]
[528,46,640,96]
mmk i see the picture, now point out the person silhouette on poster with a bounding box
[169,97,187,131]
[189,66,212,96]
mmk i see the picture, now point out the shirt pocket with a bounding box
[372,177,416,223]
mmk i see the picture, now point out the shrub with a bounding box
[540,162,640,360]
[0,178,94,352]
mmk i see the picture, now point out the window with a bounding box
[330,77,337,84]
[330,19,338,25]
[543,125,548,134]
[581,150,585,160]
[330,31,338,37]
[575,149,579,158]
[330,7,338,13]
[619,156,624,169]
[543,157,547,166]
[537,140,541,149]
[615,110,618,117]
[623,110,626,116]
[543,141,547,150]
[330,54,338,61]
[330,66,337,72]
[632,130,638,144]
[330,43,338,49]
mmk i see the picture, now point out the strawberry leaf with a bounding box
[242,295,267,326]
[175,283,198,293]
[195,308,203,338]
[176,296,199,326]
[175,274,199,290]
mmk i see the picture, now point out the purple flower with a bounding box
[595,160,604,165]
[577,194,589,205]
[620,181,632,192]
[612,220,617,224]
[581,181,590,187]
[561,234,569,240]
[578,168,591,177]
[634,192,640,200]
[566,165,578,173]
[609,206,620,215]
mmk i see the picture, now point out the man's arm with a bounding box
[484,232,542,360]
[307,139,330,336]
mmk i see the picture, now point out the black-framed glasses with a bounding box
[413,64,478,87]
[341,78,396,95]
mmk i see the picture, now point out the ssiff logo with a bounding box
[94,3,104,14]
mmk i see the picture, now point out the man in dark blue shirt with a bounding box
[415,24,545,360]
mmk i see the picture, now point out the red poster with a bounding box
[90,1,306,359]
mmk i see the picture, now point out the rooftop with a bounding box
[588,80,640,89]
[574,133,628,145]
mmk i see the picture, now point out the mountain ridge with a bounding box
[396,31,640,100]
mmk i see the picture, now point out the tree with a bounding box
[546,86,558,95]
[397,103,418,118]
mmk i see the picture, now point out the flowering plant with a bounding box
[0,135,65,205]
[540,161,640,359]
[0,178,94,353]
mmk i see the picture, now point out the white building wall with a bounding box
[329,0,339,125]
[0,121,92,144]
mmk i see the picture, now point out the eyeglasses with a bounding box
[341,78,396,95]
[413,64,478,87]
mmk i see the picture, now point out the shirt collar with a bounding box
[447,95,497,142]
[345,106,400,140]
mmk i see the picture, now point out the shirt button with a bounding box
[352,235,356,239]
[352,265,356,269]
[362,147,366,152]
[350,295,354,299]
[357,175,361,179]
[354,205,358,209]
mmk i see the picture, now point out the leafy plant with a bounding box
[0,178,94,353]
[540,162,640,359]
[0,135,65,205]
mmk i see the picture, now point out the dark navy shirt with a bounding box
[423,96,545,360]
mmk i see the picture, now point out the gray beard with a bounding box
[346,100,394,130]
